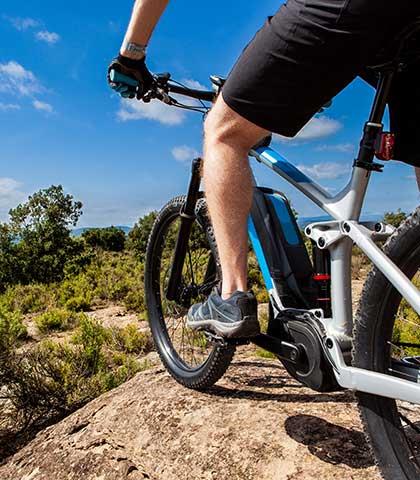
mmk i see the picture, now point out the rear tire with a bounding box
[145,195,235,390]
[353,207,420,479]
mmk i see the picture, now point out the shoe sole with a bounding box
[186,315,260,339]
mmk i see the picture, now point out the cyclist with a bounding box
[109,0,420,339]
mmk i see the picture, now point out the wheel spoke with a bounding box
[156,212,217,370]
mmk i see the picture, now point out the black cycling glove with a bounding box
[108,55,153,100]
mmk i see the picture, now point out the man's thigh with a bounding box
[222,0,418,138]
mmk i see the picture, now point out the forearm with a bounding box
[121,0,169,58]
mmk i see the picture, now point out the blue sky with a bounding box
[0,0,418,227]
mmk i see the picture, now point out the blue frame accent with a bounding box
[255,146,314,184]
[247,216,273,291]
[269,193,301,246]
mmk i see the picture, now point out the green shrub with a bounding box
[1,283,56,314]
[0,315,149,432]
[384,209,407,228]
[111,324,153,354]
[393,299,420,357]
[128,212,157,260]
[71,315,107,374]
[0,306,27,352]
[64,295,91,312]
[82,227,126,252]
[123,290,145,313]
[59,276,93,311]
[35,309,79,334]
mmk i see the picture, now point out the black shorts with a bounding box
[222,0,420,138]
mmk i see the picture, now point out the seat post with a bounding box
[354,70,395,172]
[369,70,396,124]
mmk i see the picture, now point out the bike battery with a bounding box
[249,187,316,308]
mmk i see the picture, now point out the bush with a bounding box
[82,227,126,252]
[35,308,79,334]
[0,283,56,314]
[384,209,407,228]
[128,211,157,260]
[0,307,27,352]
[111,324,153,355]
[0,316,149,433]
[64,295,91,312]
[93,252,145,311]
[58,276,93,312]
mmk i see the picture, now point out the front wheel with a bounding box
[145,195,235,390]
[353,207,420,480]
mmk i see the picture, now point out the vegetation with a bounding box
[82,226,126,252]
[0,185,85,288]
[384,208,407,228]
[34,309,80,334]
[0,315,152,437]
[128,211,157,260]
[0,183,416,457]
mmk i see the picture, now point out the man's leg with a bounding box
[416,167,420,191]
[203,96,268,299]
[186,97,267,339]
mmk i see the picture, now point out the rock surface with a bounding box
[0,353,378,480]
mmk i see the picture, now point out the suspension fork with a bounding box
[166,158,202,301]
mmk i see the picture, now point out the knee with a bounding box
[204,98,264,153]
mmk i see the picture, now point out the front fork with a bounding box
[165,158,203,302]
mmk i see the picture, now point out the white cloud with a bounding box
[0,102,20,111]
[275,116,342,143]
[181,79,208,91]
[0,177,26,220]
[115,77,208,125]
[0,61,41,96]
[315,142,354,153]
[296,162,350,180]
[36,30,60,45]
[172,145,200,163]
[5,16,39,31]
[117,98,185,125]
[33,99,53,113]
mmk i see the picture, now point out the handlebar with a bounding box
[165,82,215,102]
[109,69,215,103]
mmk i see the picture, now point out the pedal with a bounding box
[203,331,227,346]
[203,331,251,347]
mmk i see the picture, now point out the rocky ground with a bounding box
[0,274,376,480]
[0,350,378,480]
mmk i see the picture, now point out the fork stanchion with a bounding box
[165,158,202,302]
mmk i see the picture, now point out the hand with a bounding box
[107,55,153,100]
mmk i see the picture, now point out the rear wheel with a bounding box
[353,207,420,480]
[145,195,235,389]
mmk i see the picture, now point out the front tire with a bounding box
[353,207,420,480]
[145,195,235,390]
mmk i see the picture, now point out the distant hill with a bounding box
[72,226,132,237]
[72,216,384,237]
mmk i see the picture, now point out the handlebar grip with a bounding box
[109,69,139,88]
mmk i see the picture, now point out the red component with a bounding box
[313,273,331,281]
[375,132,395,161]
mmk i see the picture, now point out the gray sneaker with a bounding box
[186,290,260,339]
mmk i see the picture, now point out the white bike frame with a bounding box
[249,144,420,405]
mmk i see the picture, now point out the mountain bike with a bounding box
[111,17,420,480]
